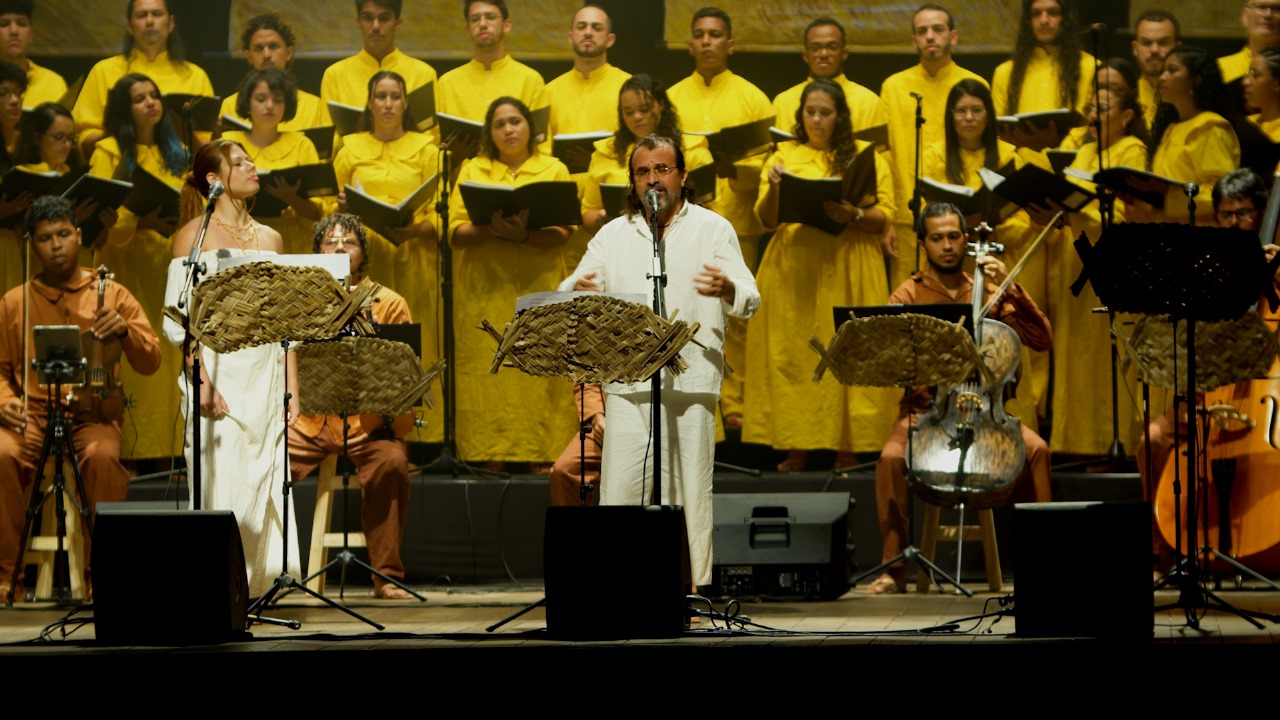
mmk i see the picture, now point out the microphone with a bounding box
[644,188,661,213]
[1183,182,1199,197]
[206,180,225,205]
[909,92,923,100]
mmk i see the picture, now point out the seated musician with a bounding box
[1136,167,1280,573]
[868,201,1053,594]
[286,213,415,600]
[0,195,161,603]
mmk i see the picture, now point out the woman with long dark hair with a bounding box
[1133,45,1240,223]
[88,72,190,461]
[163,138,298,595]
[222,67,322,254]
[747,79,897,472]
[449,96,578,472]
[14,102,111,256]
[1245,47,1280,140]
[580,74,711,233]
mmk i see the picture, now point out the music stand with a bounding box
[185,261,382,630]
[480,291,700,632]
[1082,221,1280,629]
[812,307,985,595]
[294,336,442,600]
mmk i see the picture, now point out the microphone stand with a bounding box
[646,192,667,505]
[177,187,220,509]
[910,92,925,274]
[413,129,506,480]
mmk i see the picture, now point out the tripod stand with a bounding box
[7,352,92,607]
[292,332,438,601]
[1083,218,1280,629]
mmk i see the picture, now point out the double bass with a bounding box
[1153,178,1280,577]
[908,222,1027,509]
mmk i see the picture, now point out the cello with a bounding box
[909,222,1027,510]
[1153,176,1280,578]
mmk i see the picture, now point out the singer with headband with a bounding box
[558,133,759,594]
[162,138,300,596]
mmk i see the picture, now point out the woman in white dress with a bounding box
[162,138,300,596]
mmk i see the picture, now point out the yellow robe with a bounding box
[544,62,631,270]
[880,61,985,290]
[1219,47,1253,85]
[437,54,548,123]
[219,89,331,133]
[1152,111,1241,224]
[24,60,67,109]
[220,129,321,255]
[1052,134,1148,456]
[668,68,774,421]
[743,141,898,452]
[772,73,888,140]
[72,50,214,147]
[88,137,185,459]
[332,131,443,444]
[320,49,438,108]
[1249,113,1280,141]
[991,47,1096,117]
[1138,75,1159,131]
[447,153,577,462]
[923,140,1044,427]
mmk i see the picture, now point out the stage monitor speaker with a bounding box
[93,503,251,646]
[1014,501,1151,641]
[709,492,854,601]
[543,505,691,640]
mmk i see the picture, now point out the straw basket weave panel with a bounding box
[480,295,699,384]
[296,337,443,416]
[189,263,374,355]
[810,313,982,388]
[1119,313,1279,393]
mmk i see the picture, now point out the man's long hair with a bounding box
[1006,0,1084,113]
[123,0,187,65]
[623,134,695,217]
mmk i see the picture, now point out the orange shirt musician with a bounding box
[869,201,1053,594]
[287,213,416,599]
[0,195,162,603]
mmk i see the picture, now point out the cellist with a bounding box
[1137,167,1280,573]
[0,195,161,603]
[868,202,1054,594]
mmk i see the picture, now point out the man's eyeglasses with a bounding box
[323,236,359,247]
[1216,208,1258,225]
[632,164,678,179]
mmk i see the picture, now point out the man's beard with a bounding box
[574,44,605,60]
[927,256,963,275]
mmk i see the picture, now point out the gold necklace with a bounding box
[214,216,259,251]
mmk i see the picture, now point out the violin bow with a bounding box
[979,210,1063,319]
[21,231,29,418]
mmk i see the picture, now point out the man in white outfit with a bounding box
[558,134,760,590]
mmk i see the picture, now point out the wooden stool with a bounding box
[29,471,88,601]
[917,503,1002,593]
[306,455,366,593]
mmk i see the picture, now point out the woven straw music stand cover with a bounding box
[479,294,699,384]
[189,263,374,354]
[1118,313,1279,393]
[296,337,443,416]
[811,313,984,388]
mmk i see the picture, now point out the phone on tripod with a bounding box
[33,325,86,388]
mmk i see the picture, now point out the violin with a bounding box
[909,222,1026,509]
[1153,174,1280,576]
[75,266,126,422]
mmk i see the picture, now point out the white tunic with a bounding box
[559,202,759,586]
[162,250,300,596]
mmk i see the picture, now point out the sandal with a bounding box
[866,574,902,595]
